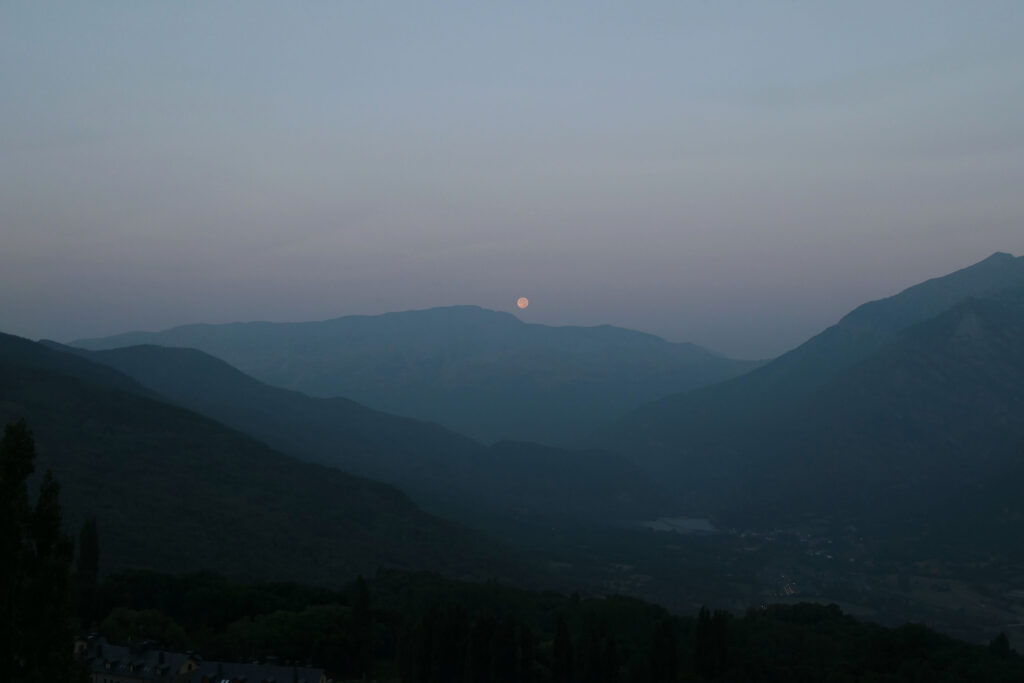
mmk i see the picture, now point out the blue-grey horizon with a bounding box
[2,2,1023,358]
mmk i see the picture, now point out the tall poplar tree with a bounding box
[0,420,79,683]
[552,615,574,683]
[74,518,99,628]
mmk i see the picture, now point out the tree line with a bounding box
[94,568,1024,682]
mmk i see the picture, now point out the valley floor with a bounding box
[500,519,1024,651]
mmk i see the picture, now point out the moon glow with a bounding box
[516,297,529,309]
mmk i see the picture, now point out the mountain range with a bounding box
[73,305,759,446]
[8,249,1024,598]
[0,332,523,585]
[49,340,672,527]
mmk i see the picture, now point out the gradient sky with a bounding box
[3,2,1023,358]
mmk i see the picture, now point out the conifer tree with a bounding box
[74,518,99,627]
[353,575,373,679]
[650,617,678,683]
[552,615,574,683]
[0,420,78,683]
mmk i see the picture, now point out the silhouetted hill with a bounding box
[50,341,672,526]
[73,305,759,445]
[706,251,1024,402]
[0,332,522,585]
[602,254,1024,552]
[742,292,1024,531]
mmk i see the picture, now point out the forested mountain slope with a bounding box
[54,341,673,525]
[0,332,522,585]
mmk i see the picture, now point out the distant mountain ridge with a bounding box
[684,251,1024,407]
[601,252,1024,553]
[0,331,523,585]
[52,341,674,527]
[73,305,760,446]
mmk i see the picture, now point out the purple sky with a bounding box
[2,2,1023,358]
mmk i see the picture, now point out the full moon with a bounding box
[516,297,529,309]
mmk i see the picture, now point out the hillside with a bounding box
[740,292,1024,529]
[603,254,1024,547]
[73,305,759,445]
[784,290,1024,535]
[0,332,522,586]
[50,341,673,526]
[709,251,1023,403]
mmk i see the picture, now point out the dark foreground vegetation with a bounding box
[94,570,1024,682]
[7,418,1023,683]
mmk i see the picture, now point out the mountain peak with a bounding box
[838,251,1024,333]
[980,251,1016,264]
[383,304,522,321]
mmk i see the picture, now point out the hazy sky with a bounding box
[3,2,1023,358]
